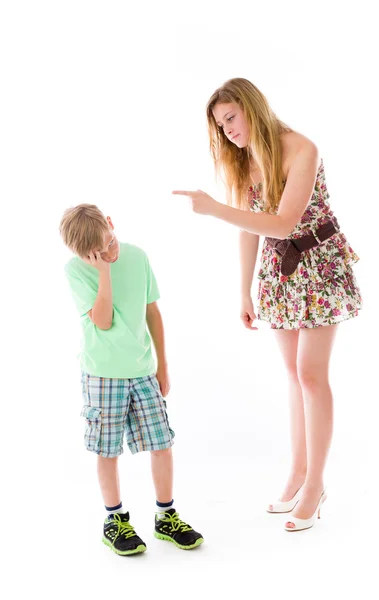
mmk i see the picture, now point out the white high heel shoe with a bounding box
[267,487,302,514]
[285,491,327,532]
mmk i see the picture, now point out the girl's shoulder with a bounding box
[280,131,319,176]
[280,130,317,154]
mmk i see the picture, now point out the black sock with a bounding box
[156,499,174,519]
[105,501,124,516]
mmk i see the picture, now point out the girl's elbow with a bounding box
[276,220,295,240]
[278,229,292,240]
[273,228,290,240]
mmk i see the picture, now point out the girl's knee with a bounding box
[286,364,300,382]
[297,366,329,391]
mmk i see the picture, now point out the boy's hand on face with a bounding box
[83,251,110,273]
[156,364,171,397]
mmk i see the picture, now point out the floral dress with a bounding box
[248,160,362,329]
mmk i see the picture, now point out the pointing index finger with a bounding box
[172,190,194,196]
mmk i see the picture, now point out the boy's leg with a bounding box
[150,448,173,503]
[81,373,146,555]
[97,456,121,507]
[151,448,203,550]
[99,455,146,556]
[128,375,204,550]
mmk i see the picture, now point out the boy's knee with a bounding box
[98,455,119,464]
[151,448,172,458]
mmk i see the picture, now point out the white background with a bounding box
[1,1,378,598]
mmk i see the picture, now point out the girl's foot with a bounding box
[267,471,306,513]
[279,471,307,502]
[285,484,325,529]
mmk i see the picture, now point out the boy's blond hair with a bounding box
[59,204,109,257]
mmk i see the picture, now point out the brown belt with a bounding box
[265,219,340,276]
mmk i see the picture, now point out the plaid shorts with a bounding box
[80,372,175,457]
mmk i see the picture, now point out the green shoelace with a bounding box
[109,513,137,540]
[162,512,193,532]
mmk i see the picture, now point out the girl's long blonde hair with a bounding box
[206,78,291,212]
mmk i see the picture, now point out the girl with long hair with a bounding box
[174,78,362,532]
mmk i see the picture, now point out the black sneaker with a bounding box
[102,512,146,556]
[154,508,204,550]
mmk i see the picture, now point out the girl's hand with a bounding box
[172,189,218,216]
[241,296,258,330]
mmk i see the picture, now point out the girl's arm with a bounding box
[239,231,259,330]
[240,230,259,299]
[174,142,319,239]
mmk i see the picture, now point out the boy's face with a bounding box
[87,216,120,263]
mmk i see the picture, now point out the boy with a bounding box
[60,204,203,555]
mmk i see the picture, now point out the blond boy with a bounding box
[60,204,203,555]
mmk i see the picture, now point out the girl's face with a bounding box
[212,102,250,148]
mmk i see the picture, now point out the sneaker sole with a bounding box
[102,537,147,555]
[154,532,204,550]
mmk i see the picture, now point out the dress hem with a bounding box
[257,308,361,330]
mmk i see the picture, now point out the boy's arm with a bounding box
[146,301,170,397]
[85,252,113,330]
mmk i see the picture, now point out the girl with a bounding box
[173,78,362,532]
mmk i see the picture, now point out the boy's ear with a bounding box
[107,216,114,230]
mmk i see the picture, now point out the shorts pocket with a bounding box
[81,406,102,453]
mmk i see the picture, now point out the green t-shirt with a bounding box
[65,243,160,378]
